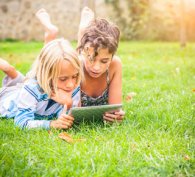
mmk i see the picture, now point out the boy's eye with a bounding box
[72,74,79,79]
[59,77,68,82]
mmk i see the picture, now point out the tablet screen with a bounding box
[70,104,122,123]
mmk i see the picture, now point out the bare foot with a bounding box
[0,58,12,72]
[36,8,58,43]
[0,58,18,78]
[79,6,95,30]
[78,7,95,46]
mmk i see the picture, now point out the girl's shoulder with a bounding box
[110,55,122,69]
[109,55,122,74]
[112,55,122,62]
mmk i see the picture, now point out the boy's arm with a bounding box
[14,110,51,129]
[14,85,51,129]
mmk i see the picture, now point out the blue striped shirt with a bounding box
[0,78,80,129]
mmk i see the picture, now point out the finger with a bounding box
[64,115,74,121]
[60,121,71,129]
[104,116,123,124]
[59,114,72,120]
[59,118,73,126]
[65,119,74,125]
[58,117,74,127]
[114,116,123,120]
[114,110,125,116]
[105,112,124,120]
[62,125,69,129]
[105,111,115,114]
[64,121,72,127]
[104,113,118,119]
[103,116,115,122]
[58,123,68,129]
[104,114,123,121]
[62,105,67,114]
[115,114,124,120]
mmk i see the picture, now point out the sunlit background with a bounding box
[0,0,195,44]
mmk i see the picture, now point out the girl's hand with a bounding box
[103,109,125,123]
[51,88,73,108]
[50,114,74,129]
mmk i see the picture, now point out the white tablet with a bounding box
[70,104,122,123]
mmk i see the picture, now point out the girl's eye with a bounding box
[101,60,109,64]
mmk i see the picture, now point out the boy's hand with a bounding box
[103,109,125,123]
[51,88,72,108]
[50,114,74,129]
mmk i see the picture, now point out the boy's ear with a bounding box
[49,81,54,90]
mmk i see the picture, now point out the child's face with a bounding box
[57,60,79,94]
[83,47,112,78]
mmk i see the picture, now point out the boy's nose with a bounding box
[66,79,75,89]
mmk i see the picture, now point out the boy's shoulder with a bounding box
[24,78,41,90]
[23,78,48,101]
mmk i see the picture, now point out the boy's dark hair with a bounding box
[77,18,120,57]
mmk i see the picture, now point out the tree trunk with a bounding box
[180,0,187,48]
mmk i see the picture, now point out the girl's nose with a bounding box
[92,62,101,71]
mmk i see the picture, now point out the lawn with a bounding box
[0,41,194,177]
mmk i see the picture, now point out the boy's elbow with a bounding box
[14,110,33,129]
[14,117,28,129]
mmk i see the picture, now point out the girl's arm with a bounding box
[108,56,122,104]
[104,56,125,123]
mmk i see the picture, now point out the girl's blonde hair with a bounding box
[27,38,82,96]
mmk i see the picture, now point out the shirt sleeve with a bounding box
[72,87,81,108]
[14,84,51,130]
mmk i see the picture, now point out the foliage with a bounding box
[105,0,149,40]
[105,0,195,41]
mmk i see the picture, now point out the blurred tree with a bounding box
[105,0,127,38]
[105,0,195,41]
[145,0,180,41]
[180,0,187,47]
[105,0,149,40]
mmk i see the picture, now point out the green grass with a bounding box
[0,41,194,177]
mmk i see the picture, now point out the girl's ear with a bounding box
[84,46,89,53]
